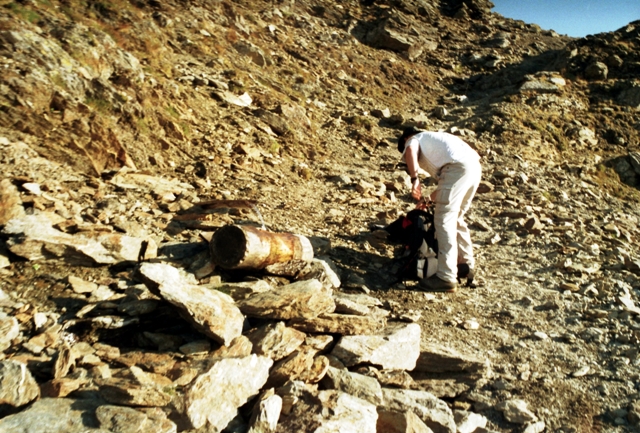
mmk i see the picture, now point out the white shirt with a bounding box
[402,131,479,179]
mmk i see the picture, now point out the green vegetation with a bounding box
[180,122,191,138]
[6,2,41,23]
[85,96,112,114]
[165,105,180,119]
[50,74,68,91]
[136,118,150,135]
[269,139,280,155]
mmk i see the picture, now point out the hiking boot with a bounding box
[466,267,475,287]
[418,275,457,293]
[457,264,476,288]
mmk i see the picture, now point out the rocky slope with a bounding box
[1,0,640,432]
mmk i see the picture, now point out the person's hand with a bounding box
[411,178,421,201]
[416,197,433,210]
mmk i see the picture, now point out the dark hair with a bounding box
[397,126,422,153]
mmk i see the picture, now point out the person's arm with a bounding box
[404,143,422,201]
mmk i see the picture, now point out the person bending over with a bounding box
[398,126,482,292]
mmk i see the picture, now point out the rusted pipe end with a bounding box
[210,225,247,268]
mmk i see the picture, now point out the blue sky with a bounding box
[491,0,640,37]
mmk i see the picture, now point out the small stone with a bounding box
[462,319,480,330]
[454,409,488,433]
[532,332,548,340]
[571,366,590,377]
[68,276,98,294]
[496,399,538,424]
[522,421,546,433]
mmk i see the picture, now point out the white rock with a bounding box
[0,313,20,351]
[0,360,41,407]
[454,409,488,433]
[522,421,546,433]
[381,388,456,433]
[248,391,282,433]
[377,409,433,433]
[277,388,378,433]
[496,399,538,424]
[0,398,101,432]
[185,355,273,430]
[322,366,384,405]
[331,323,421,370]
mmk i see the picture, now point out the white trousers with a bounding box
[433,160,482,283]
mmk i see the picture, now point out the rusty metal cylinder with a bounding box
[210,224,314,270]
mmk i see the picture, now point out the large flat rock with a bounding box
[138,262,244,345]
[0,398,103,432]
[239,279,335,320]
[331,323,421,370]
[185,355,273,430]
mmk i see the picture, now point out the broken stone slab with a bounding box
[519,80,560,93]
[289,313,387,335]
[40,377,86,398]
[374,369,416,389]
[246,321,307,361]
[265,346,325,389]
[305,334,335,352]
[264,259,310,278]
[275,388,378,433]
[98,377,172,407]
[0,360,40,407]
[138,262,244,346]
[336,291,385,307]
[53,344,75,379]
[321,366,384,405]
[247,389,282,433]
[68,275,98,294]
[275,103,313,136]
[206,336,254,366]
[522,421,546,433]
[234,40,267,66]
[331,322,421,370]
[0,398,103,432]
[377,409,434,433]
[454,409,488,433]
[239,279,335,320]
[0,313,20,351]
[214,279,274,302]
[213,90,253,107]
[96,404,177,433]
[121,365,173,388]
[3,213,157,265]
[381,388,456,433]
[414,343,491,375]
[0,178,25,226]
[254,109,290,136]
[178,340,211,356]
[297,257,342,289]
[266,257,341,290]
[334,295,373,316]
[495,399,538,424]
[185,354,273,430]
[114,352,175,373]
